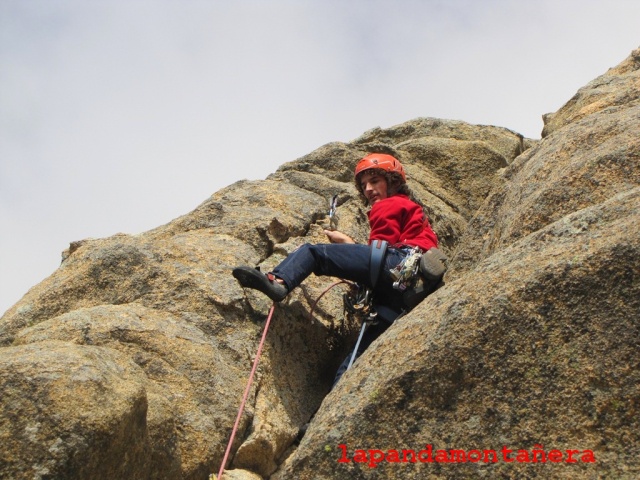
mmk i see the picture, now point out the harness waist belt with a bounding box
[369,240,388,289]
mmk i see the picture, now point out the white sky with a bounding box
[1,0,639,315]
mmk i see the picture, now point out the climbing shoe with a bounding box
[232,266,288,302]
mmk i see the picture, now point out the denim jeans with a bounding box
[271,242,410,385]
[272,243,407,313]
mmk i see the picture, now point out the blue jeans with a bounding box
[272,243,410,384]
[272,243,408,316]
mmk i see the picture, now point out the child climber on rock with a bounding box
[233,153,438,384]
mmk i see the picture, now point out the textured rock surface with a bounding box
[1,47,638,479]
[542,47,640,137]
[273,47,640,479]
[0,340,151,479]
[274,188,639,479]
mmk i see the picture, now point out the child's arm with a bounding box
[323,230,356,244]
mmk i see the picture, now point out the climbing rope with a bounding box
[215,281,361,479]
[214,303,276,480]
[307,279,351,322]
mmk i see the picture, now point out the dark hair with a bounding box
[355,168,426,213]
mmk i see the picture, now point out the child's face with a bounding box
[360,171,389,205]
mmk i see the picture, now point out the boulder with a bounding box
[0,340,151,479]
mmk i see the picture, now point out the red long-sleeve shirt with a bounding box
[367,194,438,252]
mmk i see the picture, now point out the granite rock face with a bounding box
[274,47,640,480]
[1,48,638,480]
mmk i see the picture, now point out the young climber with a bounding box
[232,153,438,383]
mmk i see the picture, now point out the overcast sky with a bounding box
[1,0,638,315]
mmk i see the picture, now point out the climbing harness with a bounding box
[328,194,338,231]
[342,282,376,319]
[389,246,423,291]
[214,303,277,480]
[369,239,388,288]
[401,247,449,310]
[340,240,392,371]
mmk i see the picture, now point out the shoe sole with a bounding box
[232,267,287,302]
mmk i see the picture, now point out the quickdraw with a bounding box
[343,283,378,324]
[389,246,423,291]
[328,194,338,231]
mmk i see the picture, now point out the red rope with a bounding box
[216,303,276,480]
[308,280,352,322]
[217,281,349,478]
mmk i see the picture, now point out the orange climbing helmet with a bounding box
[354,153,406,183]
